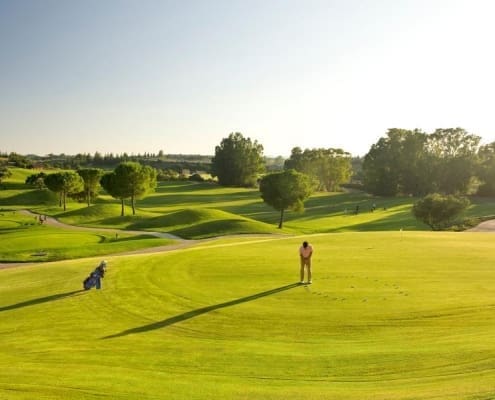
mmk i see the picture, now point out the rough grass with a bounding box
[1,232,494,399]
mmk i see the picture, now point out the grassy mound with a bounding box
[0,188,56,207]
[0,211,176,262]
[1,232,494,399]
[130,207,281,238]
[57,203,143,227]
[2,174,495,237]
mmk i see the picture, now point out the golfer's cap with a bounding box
[101,260,107,265]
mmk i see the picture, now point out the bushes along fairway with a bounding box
[1,232,494,399]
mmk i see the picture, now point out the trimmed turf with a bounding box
[1,232,494,399]
[0,211,175,262]
[32,181,495,237]
[3,171,495,239]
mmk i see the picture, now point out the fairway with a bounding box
[1,232,494,399]
[0,211,176,263]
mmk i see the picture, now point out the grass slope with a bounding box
[3,172,495,238]
[131,208,281,238]
[38,181,495,236]
[0,211,175,262]
[1,232,494,399]
[48,204,280,239]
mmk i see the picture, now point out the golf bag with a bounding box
[83,261,106,290]
[83,272,99,290]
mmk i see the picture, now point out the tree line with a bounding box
[27,162,156,216]
[211,132,352,227]
[209,130,495,229]
[360,127,495,229]
[17,127,495,230]
[22,132,352,228]
[362,127,494,197]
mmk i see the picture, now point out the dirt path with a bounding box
[0,210,194,270]
[19,209,184,240]
[466,219,495,232]
[3,210,493,271]
[0,210,277,270]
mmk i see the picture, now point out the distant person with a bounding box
[299,241,314,284]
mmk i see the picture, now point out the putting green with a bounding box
[1,231,494,399]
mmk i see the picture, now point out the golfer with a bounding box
[299,241,313,284]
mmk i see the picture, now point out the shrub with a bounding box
[412,193,470,230]
[189,173,205,182]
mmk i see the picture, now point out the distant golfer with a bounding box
[299,241,313,284]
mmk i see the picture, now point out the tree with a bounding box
[477,142,495,196]
[44,171,83,211]
[101,162,157,216]
[77,168,103,206]
[312,148,352,191]
[412,193,470,230]
[363,129,429,196]
[8,152,32,168]
[363,128,480,196]
[115,162,157,215]
[426,128,480,194]
[26,172,47,190]
[284,147,305,172]
[211,132,265,187]
[100,171,127,216]
[44,173,65,207]
[259,169,313,228]
[59,172,83,211]
[0,167,12,186]
[285,147,352,191]
[398,131,431,196]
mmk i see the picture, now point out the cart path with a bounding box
[0,210,283,270]
[466,218,495,232]
[2,210,493,270]
[18,209,184,240]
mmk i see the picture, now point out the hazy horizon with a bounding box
[1,0,494,158]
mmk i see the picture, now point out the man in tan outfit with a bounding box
[299,241,313,284]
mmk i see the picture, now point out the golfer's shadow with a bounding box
[103,283,300,339]
[0,290,85,312]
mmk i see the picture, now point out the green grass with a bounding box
[2,167,38,188]
[132,208,282,238]
[2,169,495,398]
[51,181,495,236]
[0,211,175,262]
[3,171,495,239]
[1,232,494,399]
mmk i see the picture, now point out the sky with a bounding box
[1,0,494,158]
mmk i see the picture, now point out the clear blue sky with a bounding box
[1,0,494,157]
